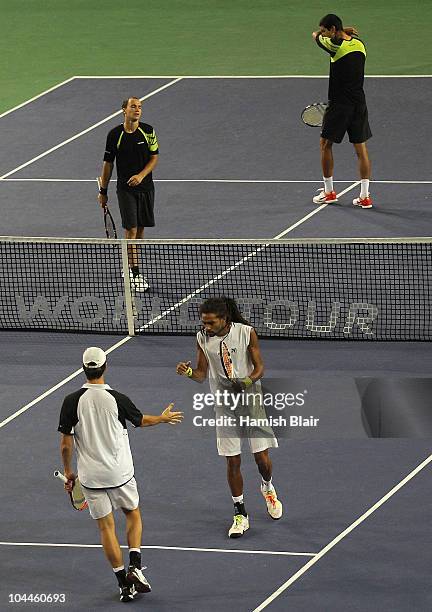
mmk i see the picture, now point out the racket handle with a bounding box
[54,470,68,484]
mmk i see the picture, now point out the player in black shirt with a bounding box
[98,97,159,291]
[312,14,373,209]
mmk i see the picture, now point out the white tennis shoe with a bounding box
[133,273,149,293]
[228,514,249,538]
[261,486,283,520]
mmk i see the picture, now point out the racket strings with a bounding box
[302,103,327,127]
[104,209,117,239]
[221,342,233,379]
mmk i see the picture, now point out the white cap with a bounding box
[83,347,106,368]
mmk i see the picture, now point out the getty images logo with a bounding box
[14,294,378,336]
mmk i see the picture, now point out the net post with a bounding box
[121,240,135,336]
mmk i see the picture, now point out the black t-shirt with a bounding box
[103,122,159,193]
[316,35,367,105]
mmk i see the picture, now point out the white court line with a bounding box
[0,335,132,430]
[2,178,432,184]
[0,541,315,557]
[0,77,76,120]
[0,78,183,182]
[252,452,432,611]
[73,74,432,79]
[0,183,355,429]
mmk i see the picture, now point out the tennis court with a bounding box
[1,3,431,610]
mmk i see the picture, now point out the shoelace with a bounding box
[265,492,277,508]
[233,514,244,527]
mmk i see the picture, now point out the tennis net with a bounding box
[0,236,430,340]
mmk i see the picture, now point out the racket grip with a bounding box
[54,470,68,484]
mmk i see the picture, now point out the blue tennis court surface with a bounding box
[0,77,431,610]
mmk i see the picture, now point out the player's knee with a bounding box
[126,227,138,239]
[227,455,241,472]
[97,513,115,532]
[320,138,333,151]
[254,450,269,467]
[122,506,140,517]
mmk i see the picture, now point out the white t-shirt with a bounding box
[58,384,143,489]
[197,322,261,394]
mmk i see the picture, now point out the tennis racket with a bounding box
[301,102,328,127]
[54,470,88,511]
[220,340,234,380]
[97,177,118,238]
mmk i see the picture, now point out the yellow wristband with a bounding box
[186,366,193,378]
[242,376,253,388]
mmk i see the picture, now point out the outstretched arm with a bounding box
[140,402,183,427]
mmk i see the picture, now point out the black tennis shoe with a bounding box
[119,583,136,602]
[127,565,152,593]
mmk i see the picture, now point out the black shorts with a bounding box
[321,102,372,144]
[116,189,155,230]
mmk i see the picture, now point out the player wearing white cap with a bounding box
[58,347,183,602]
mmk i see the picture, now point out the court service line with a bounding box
[3,178,431,184]
[0,78,183,182]
[0,77,76,120]
[252,452,432,611]
[0,542,316,557]
[0,183,356,429]
[73,74,432,79]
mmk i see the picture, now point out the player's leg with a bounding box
[313,101,349,204]
[227,454,243,497]
[97,512,123,567]
[97,512,134,600]
[253,449,283,520]
[352,142,373,208]
[117,189,145,289]
[226,454,250,538]
[122,506,151,593]
[216,417,249,537]
[123,506,142,554]
[133,191,155,291]
[312,137,338,204]
[349,104,373,208]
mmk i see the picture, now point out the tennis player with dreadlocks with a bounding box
[312,14,373,208]
[176,298,282,538]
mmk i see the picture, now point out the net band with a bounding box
[0,236,430,341]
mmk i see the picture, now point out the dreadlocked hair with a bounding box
[199,297,250,325]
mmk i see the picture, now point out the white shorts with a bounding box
[216,433,278,456]
[215,398,279,457]
[82,477,139,520]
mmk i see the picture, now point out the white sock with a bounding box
[261,478,273,492]
[360,179,370,199]
[323,176,334,193]
[232,494,244,504]
[129,548,140,554]
[113,565,124,573]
